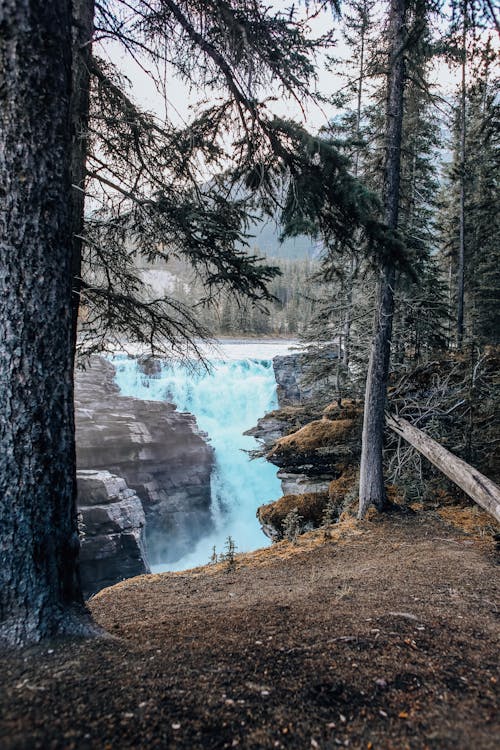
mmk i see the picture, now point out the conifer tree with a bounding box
[358,0,407,517]
[439,32,499,346]
[0,0,97,647]
[391,1,449,365]
[295,0,380,400]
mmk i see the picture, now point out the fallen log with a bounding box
[386,413,500,523]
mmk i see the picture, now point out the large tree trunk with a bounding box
[0,0,95,646]
[358,0,406,518]
[456,4,467,349]
[386,414,500,522]
[71,0,96,355]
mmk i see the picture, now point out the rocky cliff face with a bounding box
[273,353,314,405]
[266,415,360,477]
[272,352,336,407]
[75,357,214,565]
[78,470,149,597]
[253,354,361,540]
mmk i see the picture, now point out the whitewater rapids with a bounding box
[110,340,295,571]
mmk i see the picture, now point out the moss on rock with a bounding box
[257,492,330,540]
[269,418,356,454]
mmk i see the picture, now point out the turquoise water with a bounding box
[111,354,283,570]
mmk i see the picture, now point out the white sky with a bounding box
[98,2,497,140]
[99,4,344,133]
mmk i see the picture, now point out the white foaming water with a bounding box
[110,340,296,571]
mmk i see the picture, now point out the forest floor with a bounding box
[1,507,499,750]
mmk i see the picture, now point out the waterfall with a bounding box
[110,349,285,571]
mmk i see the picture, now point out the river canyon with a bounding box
[75,340,297,592]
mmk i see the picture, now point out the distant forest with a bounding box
[134,0,499,347]
[157,255,319,336]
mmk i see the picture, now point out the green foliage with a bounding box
[222,536,237,571]
[79,1,331,356]
[80,0,498,371]
[438,37,499,345]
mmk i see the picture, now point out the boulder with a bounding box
[75,356,214,564]
[78,470,149,597]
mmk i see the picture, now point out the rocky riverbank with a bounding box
[75,357,214,594]
[250,352,363,541]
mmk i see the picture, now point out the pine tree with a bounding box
[294,0,380,398]
[358,0,408,517]
[438,23,499,347]
[0,0,97,647]
[391,2,449,365]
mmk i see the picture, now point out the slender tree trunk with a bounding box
[0,0,95,647]
[448,255,454,347]
[343,257,356,370]
[71,0,96,357]
[456,5,467,349]
[343,5,367,369]
[358,0,406,518]
[353,12,366,179]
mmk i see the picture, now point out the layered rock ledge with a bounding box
[75,357,214,566]
[253,351,362,540]
[78,470,149,597]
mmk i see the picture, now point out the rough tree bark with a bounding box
[0,0,96,646]
[358,0,406,518]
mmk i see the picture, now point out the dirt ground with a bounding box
[0,510,498,750]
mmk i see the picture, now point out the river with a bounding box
[110,339,296,571]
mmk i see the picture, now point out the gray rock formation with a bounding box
[273,354,309,406]
[75,357,214,565]
[273,352,335,406]
[78,470,149,597]
[252,354,361,504]
[244,413,294,450]
[277,471,331,495]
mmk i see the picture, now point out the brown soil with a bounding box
[1,510,498,750]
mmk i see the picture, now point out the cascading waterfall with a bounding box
[110,350,284,571]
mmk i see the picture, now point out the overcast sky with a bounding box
[98,3,496,139]
[99,4,359,133]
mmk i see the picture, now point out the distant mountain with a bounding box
[246,217,319,260]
